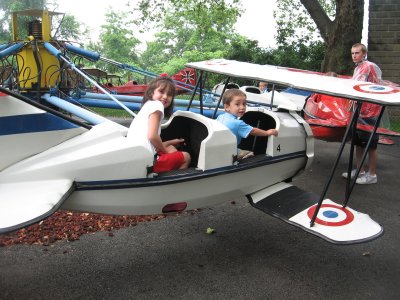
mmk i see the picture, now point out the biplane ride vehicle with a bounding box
[1,9,399,245]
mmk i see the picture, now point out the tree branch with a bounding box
[299,0,334,41]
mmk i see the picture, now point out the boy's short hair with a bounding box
[222,89,246,105]
[352,43,367,54]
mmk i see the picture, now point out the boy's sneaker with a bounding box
[342,169,365,179]
[237,149,254,160]
[356,173,377,185]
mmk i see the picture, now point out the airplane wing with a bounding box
[247,182,383,244]
[306,118,400,136]
[306,118,348,127]
[186,60,400,106]
[357,123,400,136]
[0,179,74,234]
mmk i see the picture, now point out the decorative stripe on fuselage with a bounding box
[0,113,80,135]
[75,151,307,190]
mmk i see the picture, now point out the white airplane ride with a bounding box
[1,10,399,244]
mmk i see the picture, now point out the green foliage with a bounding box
[224,37,325,72]
[0,0,47,12]
[274,0,335,47]
[135,0,242,72]
[149,49,225,75]
[135,0,327,75]
[87,10,140,76]
[272,0,335,71]
[0,0,47,42]
[0,0,331,84]
[132,0,241,31]
[0,0,85,43]
[52,15,88,41]
[225,35,268,64]
[270,41,326,71]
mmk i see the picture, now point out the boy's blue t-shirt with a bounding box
[216,112,253,145]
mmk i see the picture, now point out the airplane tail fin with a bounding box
[0,89,88,171]
[171,68,197,92]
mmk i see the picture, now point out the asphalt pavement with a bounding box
[1,139,399,299]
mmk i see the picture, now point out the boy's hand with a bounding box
[267,129,278,136]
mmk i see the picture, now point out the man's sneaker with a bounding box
[342,169,365,179]
[356,173,377,185]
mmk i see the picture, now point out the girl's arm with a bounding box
[147,111,169,153]
[250,128,278,137]
[164,138,185,147]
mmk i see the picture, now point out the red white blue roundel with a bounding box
[307,204,354,226]
[353,83,399,94]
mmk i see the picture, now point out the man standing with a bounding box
[342,43,384,184]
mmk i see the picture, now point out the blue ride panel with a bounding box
[0,113,80,136]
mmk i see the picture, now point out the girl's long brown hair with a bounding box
[142,76,176,118]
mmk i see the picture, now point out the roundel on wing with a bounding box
[307,204,354,226]
[353,83,399,94]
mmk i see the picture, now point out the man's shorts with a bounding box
[154,151,185,173]
[354,132,378,149]
[355,116,379,149]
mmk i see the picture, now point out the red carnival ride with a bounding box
[88,67,197,96]
[292,69,400,145]
[303,93,400,144]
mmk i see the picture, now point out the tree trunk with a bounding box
[300,0,364,75]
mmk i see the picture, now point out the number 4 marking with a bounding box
[276,144,281,152]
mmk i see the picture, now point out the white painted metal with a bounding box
[212,83,299,111]
[289,199,383,243]
[0,94,311,231]
[0,94,87,171]
[187,60,400,106]
[0,179,73,231]
[157,110,237,170]
[64,158,306,215]
[249,182,383,243]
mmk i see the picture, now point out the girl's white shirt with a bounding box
[128,100,164,155]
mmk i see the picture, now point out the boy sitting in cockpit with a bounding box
[216,89,278,159]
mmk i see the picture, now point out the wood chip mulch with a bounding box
[0,210,192,247]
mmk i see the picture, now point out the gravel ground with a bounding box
[1,139,399,299]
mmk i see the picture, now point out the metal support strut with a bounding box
[310,101,386,227]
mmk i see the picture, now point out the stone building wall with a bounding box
[368,0,400,84]
[368,0,400,122]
